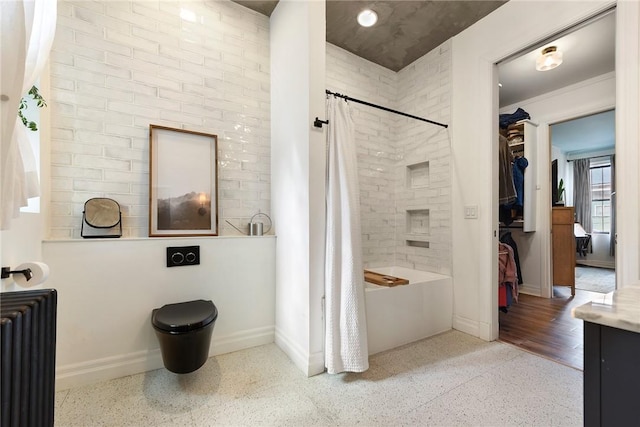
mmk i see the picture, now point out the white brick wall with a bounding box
[326,44,399,267]
[326,42,452,274]
[50,2,451,269]
[395,42,452,275]
[49,0,270,238]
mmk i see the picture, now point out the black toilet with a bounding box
[151,299,218,374]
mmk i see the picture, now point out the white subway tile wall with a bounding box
[326,42,452,274]
[49,0,451,271]
[326,44,399,267]
[49,0,270,238]
[396,42,452,275]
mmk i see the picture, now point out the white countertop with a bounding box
[572,285,640,333]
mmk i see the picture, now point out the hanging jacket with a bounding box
[498,242,518,303]
[500,230,523,285]
[512,156,528,208]
[499,135,517,205]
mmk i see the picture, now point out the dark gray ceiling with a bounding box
[233,0,278,16]
[232,1,507,71]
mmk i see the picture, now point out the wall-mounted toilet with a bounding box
[151,299,218,374]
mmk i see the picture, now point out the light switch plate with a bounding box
[464,205,478,219]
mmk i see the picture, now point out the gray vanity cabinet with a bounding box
[584,321,640,427]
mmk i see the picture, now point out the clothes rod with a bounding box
[325,90,448,129]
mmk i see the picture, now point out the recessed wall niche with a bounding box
[407,240,430,248]
[405,209,430,248]
[407,161,429,189]
[406,209,429,235]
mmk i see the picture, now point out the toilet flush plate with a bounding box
[166,246,200,267]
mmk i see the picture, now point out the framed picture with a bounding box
[149,125,218,237]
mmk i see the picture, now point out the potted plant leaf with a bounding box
[557,178,565,204]
[18,85,46,131]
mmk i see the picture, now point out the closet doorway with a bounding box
[495,9,615,370]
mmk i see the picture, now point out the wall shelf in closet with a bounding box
[499,219,524,229]
[505,119,538,232]
[508,141,524,149]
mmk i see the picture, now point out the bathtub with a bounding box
[364,266,452,355]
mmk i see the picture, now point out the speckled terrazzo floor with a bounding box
[55,330,583,426]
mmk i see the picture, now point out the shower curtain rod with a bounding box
[325,90,448,129]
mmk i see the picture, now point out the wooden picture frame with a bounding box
[149,125,218,237]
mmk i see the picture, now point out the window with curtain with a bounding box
[1,0,56,229]
[590,157,612,233]
[19,83,42,213]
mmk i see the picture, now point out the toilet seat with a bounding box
[152,299,217,333]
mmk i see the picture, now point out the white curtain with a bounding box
[324,96,369,374]
[1,0,57,229]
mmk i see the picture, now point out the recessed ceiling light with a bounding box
[357,9,378,27]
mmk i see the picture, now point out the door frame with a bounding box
[451,0,638,342]
[547,108,617,298]
[544,106,616,298]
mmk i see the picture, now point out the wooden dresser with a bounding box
[552,207,575,295]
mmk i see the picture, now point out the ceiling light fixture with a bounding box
[357,9,378,27]
[535,46,563,71]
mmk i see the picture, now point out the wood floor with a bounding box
[499,286,605,370]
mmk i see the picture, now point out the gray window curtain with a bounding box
[573,159,592,232]
[610,154,616,257]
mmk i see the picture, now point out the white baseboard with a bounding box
[453,315,479,338]
[308,350,325,376]
[56,326,275,391]
[519,283,542,297]
[212,326,275,356]
[453,317,495,341]
[56,349,164,391]
[274,327,325,377]
[476,321,492,341]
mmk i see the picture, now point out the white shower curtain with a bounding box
[324,96,369,374]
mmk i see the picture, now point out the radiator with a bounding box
[1,289,57,427]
